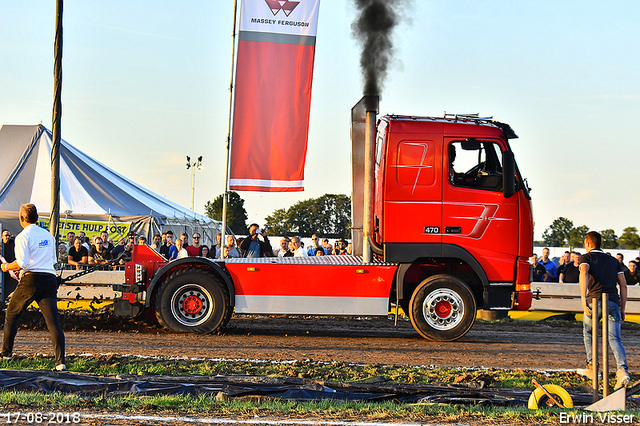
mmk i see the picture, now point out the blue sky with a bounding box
[2,1,639,240]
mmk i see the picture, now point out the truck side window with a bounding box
[449,141,503,191]
[375,135,384,166]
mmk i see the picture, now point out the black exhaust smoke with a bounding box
[351,0,410,96]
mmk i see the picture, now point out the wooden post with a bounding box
[592,297,599,403]
[602,293,609,397]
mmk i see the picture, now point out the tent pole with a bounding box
[221,0,239,259]
[50,0,63,246]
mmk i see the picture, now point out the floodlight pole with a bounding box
[50,0,63,246]
[186,156,202,211]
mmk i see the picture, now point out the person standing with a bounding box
[577,231,630,390]
[67,237,88,269]
[186,233,202,257]
[1,204,66,371]
[559,251,580,283]
[225,235,241,258]
[100,231,114,259]
[174,238,188,259]
[2,230,17,298]
[240,224,272,258]
[538,247,558,282]
[213,233,223,259]
[624,260,640,286]
[159,231,173,259]
[150,234,162,252]
[289,237,307,257]
[306,234,327,256]
[530,253,547,282]
[275,238,291,257]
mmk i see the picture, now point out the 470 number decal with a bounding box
[424,226,440,234]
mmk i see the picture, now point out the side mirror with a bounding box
[502,151,516,198]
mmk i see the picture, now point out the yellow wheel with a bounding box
[528,384,573,409]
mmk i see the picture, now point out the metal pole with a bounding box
[592,297,599,403]
[221,0,239,259]
[1,224,4,302]
[50,0,63,247]
[602,293,609,397]
[190,164,196,211]
[362,108,376,264]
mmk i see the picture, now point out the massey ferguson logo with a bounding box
[265,0,299,16]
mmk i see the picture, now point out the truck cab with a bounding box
[371,114,533,339]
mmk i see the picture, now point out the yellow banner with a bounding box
[38,217,131,243]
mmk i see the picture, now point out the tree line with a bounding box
[205,192,351,238]
[541,217,640,249]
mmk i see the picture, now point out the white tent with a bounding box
[0,124,225,245]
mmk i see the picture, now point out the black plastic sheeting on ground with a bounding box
[0,369,594,406]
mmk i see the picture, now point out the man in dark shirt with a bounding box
[240,224,272,258]
[616,253,629,273]
[623,261,639,286]
[557,251,571,278]
[159,231,173,259]
[100,231,114,259]
[530,253,547,282]
[559,251,580,283]
[68,237,88,269]
[578,231,630,390]
[88,237,110,264]
[2,230,17,298]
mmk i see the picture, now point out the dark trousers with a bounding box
[2,273,65,365]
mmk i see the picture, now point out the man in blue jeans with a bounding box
[578,231,630,390]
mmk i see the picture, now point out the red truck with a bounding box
[114,96,533,341]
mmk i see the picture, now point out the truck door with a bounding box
[383,138,442,244]
[442,138,518,280]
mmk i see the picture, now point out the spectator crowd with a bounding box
[531,247,640,285]
[25,224,355,270]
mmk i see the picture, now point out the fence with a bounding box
[530,283,640,315]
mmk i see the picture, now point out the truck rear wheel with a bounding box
[408,274,476,341]
[155,266,230,334]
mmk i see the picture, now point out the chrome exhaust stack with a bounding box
[350,95,379,262]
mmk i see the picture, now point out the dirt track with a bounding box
[6,313,640,371]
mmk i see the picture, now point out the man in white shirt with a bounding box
[275,237,291,257]
[290,237,307,257]
[1,204,66,371]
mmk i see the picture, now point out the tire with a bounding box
[408,274,476,341]
[154,266,230,334]
[528,384,573,409]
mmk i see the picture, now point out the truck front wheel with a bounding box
[408,274,476,341]
[155,266,230,334]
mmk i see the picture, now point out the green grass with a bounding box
[1,355,638,424]
[0,354,594,389]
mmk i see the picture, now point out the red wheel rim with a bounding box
[434,300,452,318]
[183,295,203,315]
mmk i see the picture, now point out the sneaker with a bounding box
[2,356,11,361]
[576,364,602,380]
[577,364,594,377]
[55,364,66,372]
[614,369,630,391]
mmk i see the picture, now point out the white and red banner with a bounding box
[229,0,321,192]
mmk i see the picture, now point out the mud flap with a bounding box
[483,285,514,310]
[113,299,144,317]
